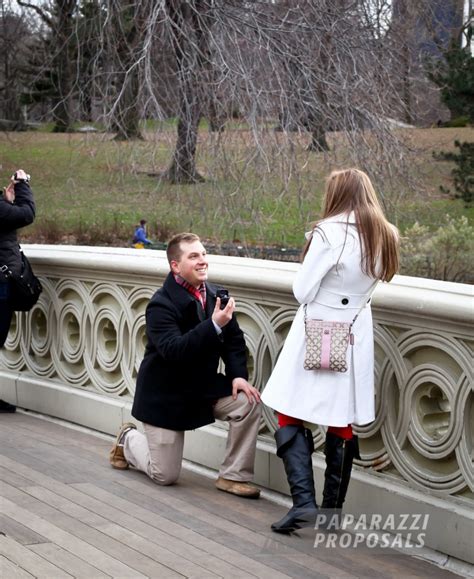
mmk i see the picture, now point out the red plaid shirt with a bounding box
[174,274,207,310]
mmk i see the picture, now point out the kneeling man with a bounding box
[110,232,261,498]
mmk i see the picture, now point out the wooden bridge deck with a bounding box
[0,413,459,578]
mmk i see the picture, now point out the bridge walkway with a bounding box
[0,413,458,579]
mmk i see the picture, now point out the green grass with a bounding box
[0,126,472,249]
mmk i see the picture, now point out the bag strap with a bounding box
[349,280,378,329]
[304,280,379,326]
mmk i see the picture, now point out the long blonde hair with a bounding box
[304,168,399,282]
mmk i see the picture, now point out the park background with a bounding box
[0,0,472,282]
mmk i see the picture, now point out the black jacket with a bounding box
[0,182,35,275]
[132,273,248,430]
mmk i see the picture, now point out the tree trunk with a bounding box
[401,42,413,125]
[81,86,93,123]
[52,46,73,132]
[163,58,204,183]
[208,98,225,133]
[52,0,76,133]
[164,114,204,183]
[163,0,210,183]
[307,126,330,151]
[112,67,143,140]
[107,0,144,140]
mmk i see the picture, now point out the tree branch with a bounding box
[16,0,54,28]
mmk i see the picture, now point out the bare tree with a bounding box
[0,2,31,128]
[17,0,78,132]
[160,0,215,182]
[103,0,149,140]
[76,0,104,122]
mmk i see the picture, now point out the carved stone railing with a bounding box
[1,245,473,564]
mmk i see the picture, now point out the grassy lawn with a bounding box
[0,126,472,250]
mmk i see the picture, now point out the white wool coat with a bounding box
[261,212,378,427]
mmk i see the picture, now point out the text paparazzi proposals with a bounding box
[313,512,431,553]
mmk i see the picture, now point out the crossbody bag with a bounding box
[1,250,42,312]
[303,282,378,373]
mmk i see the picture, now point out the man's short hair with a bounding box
[166,232,201,264]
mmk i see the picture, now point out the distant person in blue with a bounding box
[133,219,152,247]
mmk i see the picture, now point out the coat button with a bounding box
[341,298,349,305]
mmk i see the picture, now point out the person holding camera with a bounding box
[0,169,36,412]
[110,232,261,497]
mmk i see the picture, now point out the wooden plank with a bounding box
[0,414,110,458]
[80,482,293,579]
[0,492,151,578]
[116,470,450,579]
[0,421,112,484]
[0,442,119,492]
[0,430,134,491]
[0,455,271,578]
[172,470,458,579]
[23,485,221,579]
[62,482,253,579]
[0,554,36,578]
[0,514,47,546]
[0,535,72,579]
[0,458,252,578]
[1,419,395,578]
[3,419,448,578]
[119,478,336,570]
[0,465,362,577]
[0,443,91,485]
[1,413,461,579]
[0,463,37,489]
[29,543,111,579]
[74,456,340,577]
[106,478,332,579]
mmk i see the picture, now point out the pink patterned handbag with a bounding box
[303,317,352,372]
[303,283,377,373]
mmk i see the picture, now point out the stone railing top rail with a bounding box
[24,244,474,326]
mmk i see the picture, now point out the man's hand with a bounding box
[212,296,236,329]
[12,169,28,182]
[3,182,15,203]
[232,377,261,404]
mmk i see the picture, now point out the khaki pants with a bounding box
[123,393,261,485]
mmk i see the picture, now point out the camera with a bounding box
[13,171,31,183]
[216,288,230,309]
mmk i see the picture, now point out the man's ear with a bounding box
[170,260,179,275]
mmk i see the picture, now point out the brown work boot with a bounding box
[215,476,260,499]
[109,422,137,470]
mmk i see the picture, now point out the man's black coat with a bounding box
[132,273,248,430]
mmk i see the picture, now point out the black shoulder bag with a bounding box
[1,251,42,311]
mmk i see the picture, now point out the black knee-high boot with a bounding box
[321,432,360,509]
[271,425,319,533]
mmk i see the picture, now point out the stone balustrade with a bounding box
[1,245,473,565]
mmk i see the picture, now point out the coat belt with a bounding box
[313,287,370,309]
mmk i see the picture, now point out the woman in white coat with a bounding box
[261,168,399,533]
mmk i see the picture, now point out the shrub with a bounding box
[442,116,470,128]
[434,140,474,206]
[401,216,474,283]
